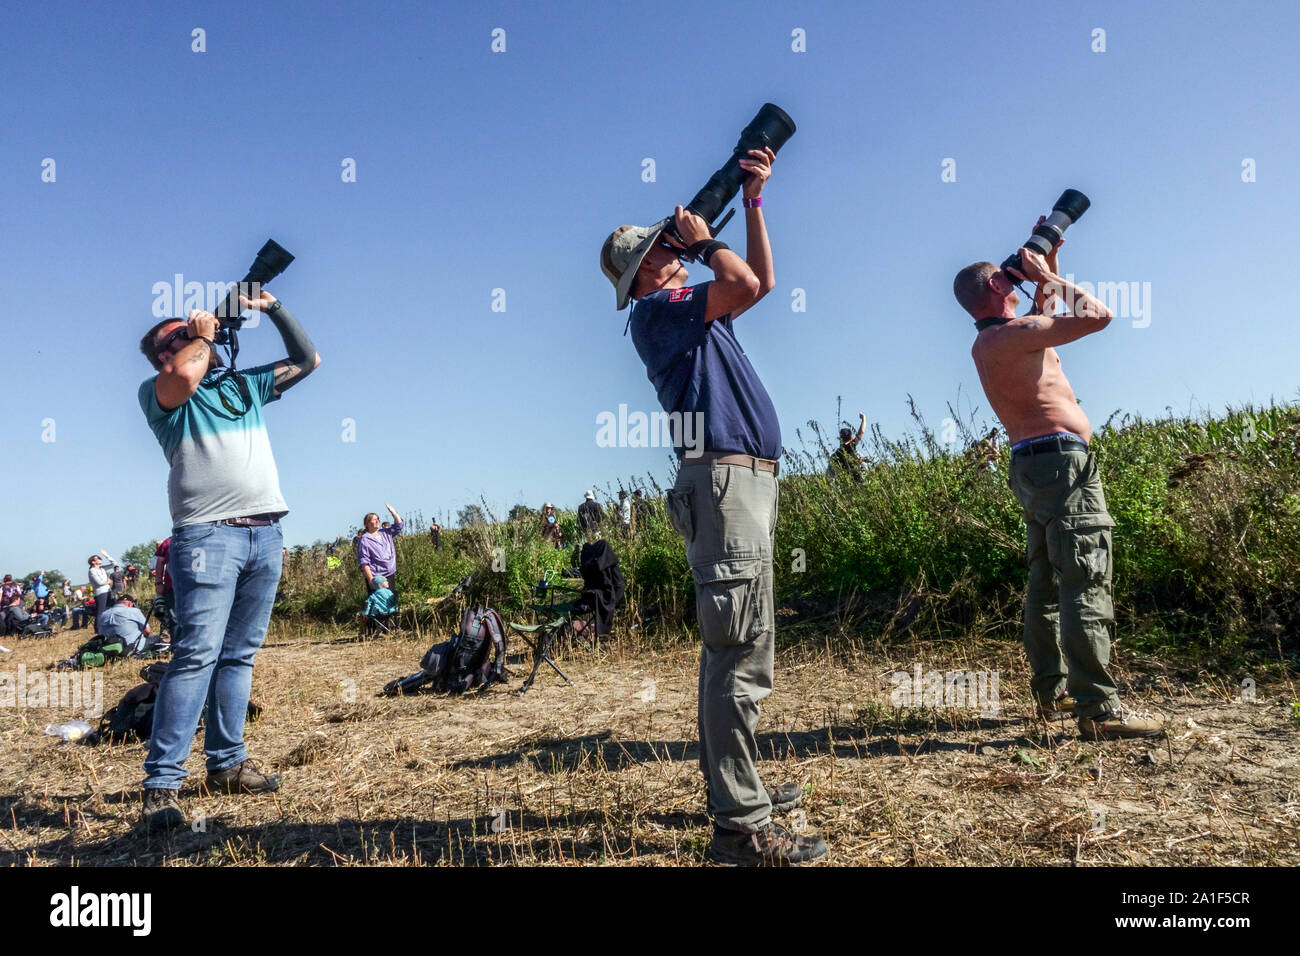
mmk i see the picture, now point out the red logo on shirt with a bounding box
[668,287,694,302]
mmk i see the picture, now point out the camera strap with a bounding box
[204,327,252,417]
[975,317,1012,332]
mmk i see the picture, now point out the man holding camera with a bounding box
[601,148,826,866]
[954,239,1164,740]
[135,289,320,828]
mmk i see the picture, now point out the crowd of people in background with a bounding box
[1,545,175,648]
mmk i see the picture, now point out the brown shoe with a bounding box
[139,787,185,830]
[1036,691,1076,719]
[206,758,281,795]
[1078,706,1166,741]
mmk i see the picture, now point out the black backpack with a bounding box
[90,662,261,745]
[383,605,509,696]
[93,662,169,743]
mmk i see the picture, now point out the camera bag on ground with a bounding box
[381,605,510,697]
[92,661,169,743]
[88,661,262,745]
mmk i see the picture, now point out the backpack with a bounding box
[94,662,168,743]
[91,662,260,745]
[382,605,509,697]
[440,606,510,694]
[70,634,127,669]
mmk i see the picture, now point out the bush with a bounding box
[277,401,1300,666]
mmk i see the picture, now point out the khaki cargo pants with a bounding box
[667,459,778,833]
[1009,446,1121,718]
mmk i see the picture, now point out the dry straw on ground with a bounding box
[1,620,1296,866]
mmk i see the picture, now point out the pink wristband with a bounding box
[743,197,763,208]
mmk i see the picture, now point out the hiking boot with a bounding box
[768,783,804,813]
[205,759,281,795]
[1078,706,1166,741]
[1036,691,1076,719]
[139,787,185,830]
[705,783,805,814]
[707,821,828,867]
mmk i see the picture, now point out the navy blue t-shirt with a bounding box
[629,282,781,460]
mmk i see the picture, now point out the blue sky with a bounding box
[3,0,1297,582]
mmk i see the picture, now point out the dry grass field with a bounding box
[2,620,1297,866]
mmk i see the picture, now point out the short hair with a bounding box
[364,512,379,525]
[953,262,1000,316]
[87,555,98,565]
[140,318,183,371]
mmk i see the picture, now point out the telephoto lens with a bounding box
[1001,189,1090,278]
[685,103,797,226]
[213,239,296,326]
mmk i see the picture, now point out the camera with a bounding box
[999,189,1090,280]
[664,103,797,246]
[212,239,295,344]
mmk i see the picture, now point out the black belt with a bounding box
[1012,437,1089,458]
[220,514,278,527]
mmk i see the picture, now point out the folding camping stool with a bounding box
[508,570,597,695]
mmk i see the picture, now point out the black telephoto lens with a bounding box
[213,239,295,321]
[684,103,797,226]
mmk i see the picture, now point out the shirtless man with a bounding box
[954,236,1164,740]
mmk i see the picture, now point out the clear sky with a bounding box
[3,0,1297,583]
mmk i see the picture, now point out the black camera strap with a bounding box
[208,325,252,417]
[975,317,1011,332]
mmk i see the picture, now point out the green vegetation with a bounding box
[278,402,1300,669]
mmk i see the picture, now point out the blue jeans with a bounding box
[143,520,283,790]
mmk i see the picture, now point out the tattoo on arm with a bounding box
[185,341,210,368]
[1020,318,1042,330]
[273,361,306,394]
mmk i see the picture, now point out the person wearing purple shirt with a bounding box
[357,502,403,592]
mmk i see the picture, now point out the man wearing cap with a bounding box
[135,288,321,828]
[97,594,158,656]
[577,491,603,540]
[600,148,825,865]
[829,412,867,483]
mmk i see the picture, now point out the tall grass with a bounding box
[277,401,1300,667]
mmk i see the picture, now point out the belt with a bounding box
[1011,435,1089,458]
[219,514,278,527]
[680,452,779,475]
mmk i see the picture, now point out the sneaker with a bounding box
[1078,706,1166,741]
[708,822,828,866]
[1036,691,1076,719]
[205,758,281,795]
[139,787,185,830]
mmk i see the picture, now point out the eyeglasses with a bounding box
[155,327,190,358]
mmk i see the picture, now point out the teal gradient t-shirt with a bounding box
[139,364,289,526]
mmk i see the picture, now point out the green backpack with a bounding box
[72,635,127,669]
